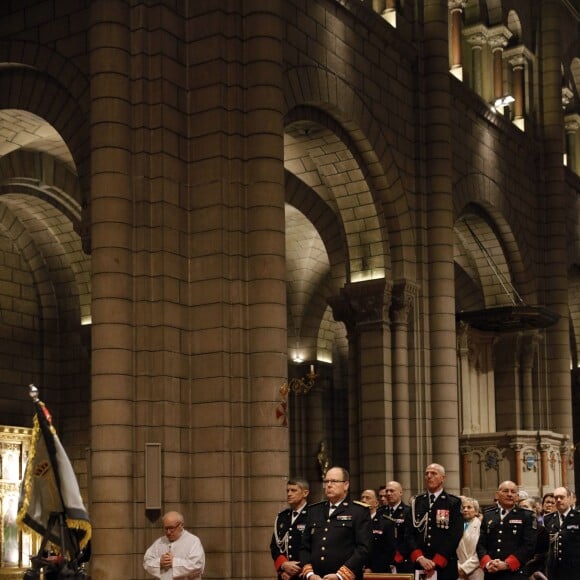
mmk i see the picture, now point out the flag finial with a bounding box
[28,384,39,402]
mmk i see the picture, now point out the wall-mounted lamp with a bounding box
[491,95,515,116]
[280,364,317,398]
[493,95,515,108]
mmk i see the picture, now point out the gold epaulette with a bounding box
[353,500,369,507]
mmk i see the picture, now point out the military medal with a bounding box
[436,509,450,528]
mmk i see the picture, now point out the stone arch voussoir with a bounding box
[284,65,416,281]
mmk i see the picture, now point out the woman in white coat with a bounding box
[456,497,484,580]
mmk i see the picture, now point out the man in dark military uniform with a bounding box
[477,480,537,578]
[544,486,580,579]
[300,466,372,580]
[383,480,412,572]
[270,478,310,579]
[407,463,463,580]
[360,488,399,572]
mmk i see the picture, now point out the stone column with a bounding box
[390,281,417,492]
[330,279,394,487]
[456,323,471,434]
[561,440,570,487]
[464,26,486,96]
[519,332,539,431]
[508,53,526,123]
[488,27,512,103]
[460,445,471,494]
[541,2,573,480]
[328,294,360,486]
[423,0,460,489]
[495,335,522,431]
[448,0,467,80]
[565,114,580,173]
[188,3,287,577]
[238,3,287,576]
[88,1,134,577]
[540,445,549,488]
[511,444,523,486]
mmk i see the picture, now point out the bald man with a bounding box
[477,480,537,578]
[382,480,412,572]
[407,463,463,580]
[361,488,397,572]
[143,511,205,579]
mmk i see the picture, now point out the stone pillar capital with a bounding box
[328,278,393,331]
[463,24,487,47]
[390,280,418,325]
[507,54,526,70]
[504,44,535,67]
[448,0,467,13]
[565,113,580,133]
[487,26,512,51]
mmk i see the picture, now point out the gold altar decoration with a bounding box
[0,425,38,574]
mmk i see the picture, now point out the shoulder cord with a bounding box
[273,514,290,555]
[411,497,429,541]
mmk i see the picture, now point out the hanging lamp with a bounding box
[455,217,560,332]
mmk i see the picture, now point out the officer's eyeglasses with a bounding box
[323,479,346,485]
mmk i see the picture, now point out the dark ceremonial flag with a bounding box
[17,385,91,551]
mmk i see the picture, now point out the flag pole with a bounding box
[19,384,90,579]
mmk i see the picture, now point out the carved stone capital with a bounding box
[504,44,535,66]
[565,113,580,133]
[390,280,418,325]
[507,54,526,70]
[329,278,393,332]
[448,0,467,12]
[487,25,512,51]
[463,24,488,47]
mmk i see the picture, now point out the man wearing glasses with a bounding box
[299,466,372,580]
[143,511,205,579]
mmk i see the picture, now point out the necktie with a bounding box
[429,494,435,506]
[500,508,507,518]
[388,507,394,516]
[464,521,469,531]
[292,510,299,520]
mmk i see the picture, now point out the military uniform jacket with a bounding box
[367,509,397,572]
[368,504,411,572]
[543,509,570,538]
[299,499,372,580]
[476,505,537,574]
[388,503,412,559]
[545,508,580,575]
[406,491,463,579]
[270,506,308,577]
